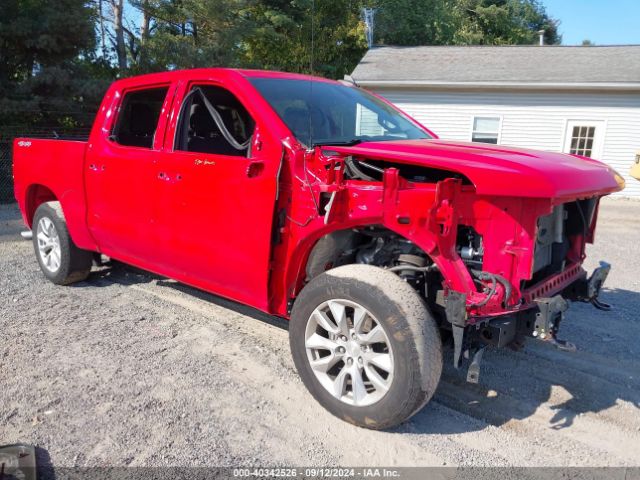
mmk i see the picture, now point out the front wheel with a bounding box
[289,264,442,429]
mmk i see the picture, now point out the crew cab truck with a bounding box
[13,69,624,429]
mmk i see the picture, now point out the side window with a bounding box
[175,85,255,157]
[111,87,169,148]
[568,125,596,157]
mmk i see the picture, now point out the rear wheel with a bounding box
[33,202,93,285]
[289,264,442,429]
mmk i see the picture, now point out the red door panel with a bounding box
[156,126,279,311]
[156,78,281,311]
[85,83,175,266]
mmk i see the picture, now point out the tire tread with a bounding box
[290,264,442,429]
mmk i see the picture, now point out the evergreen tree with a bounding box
[0,0,115,127]
[374,0,560,46]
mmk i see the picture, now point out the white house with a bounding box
[350,45,640,197]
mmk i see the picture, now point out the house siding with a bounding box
[373,89,640,198]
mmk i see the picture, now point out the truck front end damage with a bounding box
[282,141,622,384]
[442,193,613,381]
[389,178,615,381]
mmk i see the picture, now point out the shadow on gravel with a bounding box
[35,446,55,480]
[0,202,25,240]
[75,260,162,288]
[404,287,640,435]
[82,260,639,435]
[82,259,289,331]
[155,279,290,331]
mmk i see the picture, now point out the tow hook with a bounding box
[533,296,576,352]
[466,346,486,383]
[591,297,612,311]
[546,337,577,352]
[586,261,612,310]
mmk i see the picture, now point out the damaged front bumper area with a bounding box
[447,261,612,383]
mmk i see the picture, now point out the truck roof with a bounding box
[110,68,340,89]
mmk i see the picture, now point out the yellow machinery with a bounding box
[631,150,640,180]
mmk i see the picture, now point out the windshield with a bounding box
[249,78,431,147]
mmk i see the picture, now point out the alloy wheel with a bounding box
[36,217,62,273]
[304,299,394,407]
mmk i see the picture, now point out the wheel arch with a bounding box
[285,223,443,308]
[23,183,98,252]
[24,183,58,227]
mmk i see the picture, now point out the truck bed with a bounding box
[13,138,96,250]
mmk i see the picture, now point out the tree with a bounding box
[373,0,561,46]
[0,0,566,132]
[124,0,251,72]
[0,0,95,83]
[373,0,458,46]
[111,0,128,69]
[92,0,562,82]
[124,0,366,79]
[0,0,115,127]
[239,0,367,78]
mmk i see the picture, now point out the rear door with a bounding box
[156,78,281,310]
[85,83,174,266]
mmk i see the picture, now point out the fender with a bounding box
[270,153,488,317]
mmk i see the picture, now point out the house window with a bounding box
[568,125,596,157]
[471,116,500,144]
[563,120,605,159]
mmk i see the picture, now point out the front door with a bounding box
[85,84,173,267]
[156,81,280,310]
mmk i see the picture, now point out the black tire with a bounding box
[32,201,93,285]
[290,264,442,429]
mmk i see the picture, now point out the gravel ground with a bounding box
[1,198,640,469]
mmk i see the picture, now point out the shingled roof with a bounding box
[350,45,640,91]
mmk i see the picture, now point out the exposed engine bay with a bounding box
[528,197,598,285]
[342,156,472,185]
[305,227,442,315]
[305,196,601,330]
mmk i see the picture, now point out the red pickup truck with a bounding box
[13,69,624,429]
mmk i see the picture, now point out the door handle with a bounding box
[158,172,182,182]
[246,161,264,178]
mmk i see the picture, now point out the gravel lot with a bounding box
[1,198,640,469]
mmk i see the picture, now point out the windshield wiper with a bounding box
[312,139,363,148]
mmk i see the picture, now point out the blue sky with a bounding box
[544,0,640,45]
